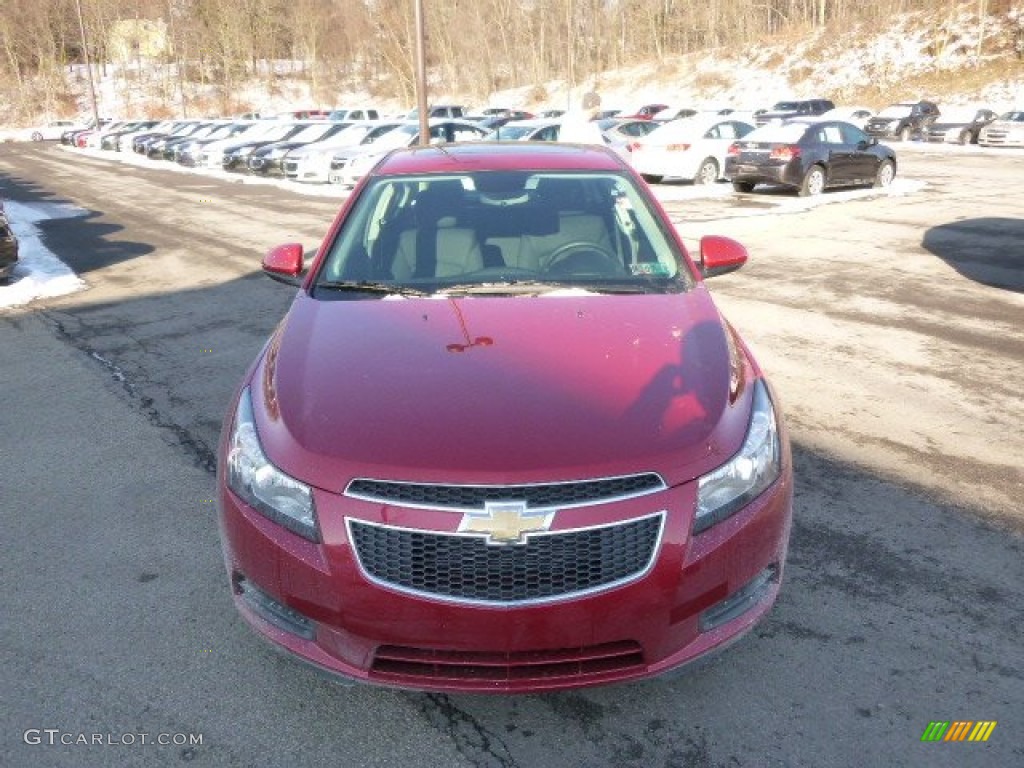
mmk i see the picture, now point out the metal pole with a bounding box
[566,0,573,112]
[73,0,102,128]
[414,0,429,145]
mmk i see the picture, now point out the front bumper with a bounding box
[218,462,793,693]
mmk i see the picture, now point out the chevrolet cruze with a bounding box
[217,141,793,693]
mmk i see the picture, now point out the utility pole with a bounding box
[74,0,102,128]
[414,0,429,145]
[566,0,574,112]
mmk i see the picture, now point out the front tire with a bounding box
[641,173,664,184]
[798,166,826,197]
[874,159,895,188]
[693,158,719,185]
[898,126,911,142]
[31,131,43,141]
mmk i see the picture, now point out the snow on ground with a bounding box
[0,201,88,309]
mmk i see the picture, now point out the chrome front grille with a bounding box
[347,512,664,605]
[345,473,665,511]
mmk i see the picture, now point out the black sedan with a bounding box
[724,119,897,197]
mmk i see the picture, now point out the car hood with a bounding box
[225,140,276,153]
[251,290,753,490]
[253,141,306,156]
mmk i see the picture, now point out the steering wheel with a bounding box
[544,242,624,275]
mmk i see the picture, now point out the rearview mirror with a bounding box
[262,242,305,286]
[699,235,748,278]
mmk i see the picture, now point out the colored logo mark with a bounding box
[921,721,997,742]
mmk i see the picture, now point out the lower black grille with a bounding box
[348,512,663,605]
[371,640,645,685]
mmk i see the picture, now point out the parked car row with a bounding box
[52,100,1022,201]
[575,98,1023,148]
[58,114,500,187]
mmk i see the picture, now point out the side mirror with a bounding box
[262,242,305,286]
[699,235,748,279]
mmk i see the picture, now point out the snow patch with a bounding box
[0,202,88,309]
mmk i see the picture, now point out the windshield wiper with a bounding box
[316,280,431,297]
[440,279,563,296]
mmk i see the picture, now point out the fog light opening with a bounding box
[236,575,316,640]
[699,565,778,633]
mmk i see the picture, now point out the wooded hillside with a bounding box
[1,0,1022,122]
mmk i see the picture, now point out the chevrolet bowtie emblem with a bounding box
[459,502,554,545]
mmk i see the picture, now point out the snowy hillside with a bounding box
[1,4,1023,134]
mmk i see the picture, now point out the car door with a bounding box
[838,123,879,181]
[816,122,854,183]
[703,121,742,172]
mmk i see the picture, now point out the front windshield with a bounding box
[259,124,299,142]
[315,171,689,296]
[362,123,403,143]
[999,111,1024,122]
[771,102,800,111]
[293,123,335,142]
[486,124,540,140]
[205,124,236,139]
[373,124,418,149]
[332,125,371,145]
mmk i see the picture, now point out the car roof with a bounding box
[372,142,627,176]
[649,115,752,133]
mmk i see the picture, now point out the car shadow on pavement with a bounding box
[922,217,1024,292]
[0,170,154,274]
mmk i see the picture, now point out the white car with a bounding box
[29,120,85,141]
[630,116,756,184]
[284,121,402,183]
[977,110,1024,147]
[329,119,487,187]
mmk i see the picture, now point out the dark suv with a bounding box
[865,100,940,141]
[755,99,835,125]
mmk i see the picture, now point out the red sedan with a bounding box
[217,141,793,693]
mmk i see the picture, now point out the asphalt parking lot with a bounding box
[1,142,1022,767]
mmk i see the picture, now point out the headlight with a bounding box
[694,379,781,533]
[227,388,319,541]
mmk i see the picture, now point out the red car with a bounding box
[217,142,793,693]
